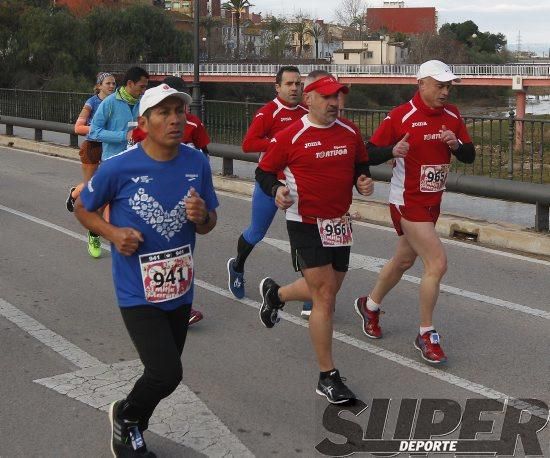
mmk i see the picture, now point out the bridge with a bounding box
[103,63,550,88]
[103,62,550,119]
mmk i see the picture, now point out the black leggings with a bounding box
[119,303,191,429]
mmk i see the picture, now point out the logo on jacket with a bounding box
[305,141,322,148]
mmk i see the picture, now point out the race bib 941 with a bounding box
[317,215,353,247]
[139,245,193,303]
[420,164,450,192]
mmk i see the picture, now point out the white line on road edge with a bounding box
[1,203,547,420]
[3,203,547,321]
[0,298,103,369]
[194,280,548,419]
[5,146,549,265]
[0,298,253,457]
[219,190,550,267]
[0,205,253,456]
[264,237,550,320]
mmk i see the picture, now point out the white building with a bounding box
[332,37,408,65]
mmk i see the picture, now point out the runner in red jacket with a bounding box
[226,66,313,317]
[255,70,374,405]
[354,60,476,364]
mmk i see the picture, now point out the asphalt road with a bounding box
[1,146,549,457]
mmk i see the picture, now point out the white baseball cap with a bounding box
[416,60,461,83]
[139,84,192,116]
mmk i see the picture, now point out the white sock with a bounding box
[366,297,380,312]
[420,326,435,336]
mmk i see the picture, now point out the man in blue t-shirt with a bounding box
[75,84,219,457]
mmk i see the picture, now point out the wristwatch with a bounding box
[201,212,211,226]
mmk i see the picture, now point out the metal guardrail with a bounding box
[101,63,550,78]
[1,90,549,184]
[3,115,547,231]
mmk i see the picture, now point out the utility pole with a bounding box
[190,0,201,117]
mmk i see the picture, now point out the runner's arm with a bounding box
[242,113,271,152]
[74,198,143,256]
[366,142,395,166]
[74,105,92,136]
[452,141,476,164]
[255,166,284,197]
[195,210,217,234]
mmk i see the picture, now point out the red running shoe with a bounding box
[189,308,203,326]
[354,296,382,339]
[414,331,447,364]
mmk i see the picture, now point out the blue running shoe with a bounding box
[227,257,245,299]
[301,301,312,318]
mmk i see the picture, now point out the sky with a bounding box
[249,0,550,54]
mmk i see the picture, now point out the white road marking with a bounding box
[264,237,550,320]
[0,298,102,369]
[194,280,547,419]
[4,145,548,265]
[0,294,253,456]
[218,190,550,267]
[3,203,546,320]
[34,361,253,457]
[1,204,548,423]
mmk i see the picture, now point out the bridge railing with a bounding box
[99,63,550,77]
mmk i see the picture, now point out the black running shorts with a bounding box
[286,221,350,273]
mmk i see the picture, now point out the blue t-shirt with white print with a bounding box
[80,143,219,310]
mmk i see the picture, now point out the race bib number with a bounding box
[139,245,193,303]
[317,215,353,247]
[420,164,450,192]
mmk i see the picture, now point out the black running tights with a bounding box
[119,303,191,429]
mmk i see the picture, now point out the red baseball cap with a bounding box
[303,76,349,96]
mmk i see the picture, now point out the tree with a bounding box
[201,15,223,60]
[85,5,191,64]
[334,0,367,40]
[440,21,507,53]
[221,0,254,59]
[306,22,325,60]
[16,6,96,90]
[407,31,469,64]
[265,15,287,60]
[291,14,309,58]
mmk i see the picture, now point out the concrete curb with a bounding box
[3,134,550,258]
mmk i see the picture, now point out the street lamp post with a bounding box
[190,0,201,117]
[274,35,280,62]
[379,35,384,66]
[202,37,207,61]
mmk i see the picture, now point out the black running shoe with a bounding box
[259,277,284,328]
[316,369,356,404]
[66,186,76,213]
[109,400,156,457]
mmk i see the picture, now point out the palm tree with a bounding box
[291,15,309,58]
[200,16,222,60]
[306,22,325,60]
[221,0,253,59]
[265,15,287,60]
